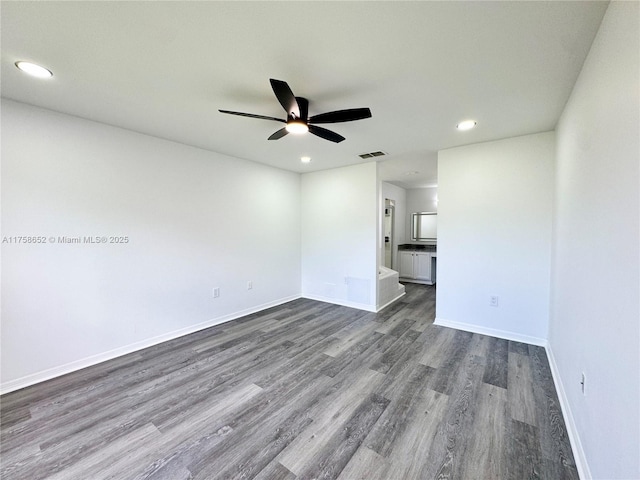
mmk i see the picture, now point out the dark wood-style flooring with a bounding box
[0,283,578,479]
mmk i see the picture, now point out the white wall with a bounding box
[381,181,407,270]
[436,132,555,343]
[302,163,378,311]
[1,99,301,392]
[550,2,640,478]
[406,187,438,214]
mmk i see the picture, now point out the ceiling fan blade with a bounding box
[270,79,300,118]
[309,125,345,143]
[309,108,372,124]
[219,110,285,123]
[268,127,289,140]
[296,97,309,122]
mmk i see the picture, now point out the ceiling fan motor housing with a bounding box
[292,97,309,122]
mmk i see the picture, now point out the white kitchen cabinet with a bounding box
[398,250,436,284]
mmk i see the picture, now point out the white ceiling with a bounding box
[1,1,608,188]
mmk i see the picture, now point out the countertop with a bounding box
[398,244,437,252]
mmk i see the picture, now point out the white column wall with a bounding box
[301,163,378,311]
[436,132,555,344]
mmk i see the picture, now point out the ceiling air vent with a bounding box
[358,150,387,159]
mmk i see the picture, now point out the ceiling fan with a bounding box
[219,79,372,143]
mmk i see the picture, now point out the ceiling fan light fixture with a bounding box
[285,120,309,135]
[15,61,53,78]
[456,120,477,131]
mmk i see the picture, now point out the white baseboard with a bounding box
[545,344,591,480]
[434,317,548,346]
[0,294,301,395]
[301,294,378,312]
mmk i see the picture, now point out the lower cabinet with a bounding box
[398,251,435,284]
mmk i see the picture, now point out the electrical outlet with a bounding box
[490,295,499,307]
[580,372,586,395]
[213,287,220,298]
[247,281,253,290]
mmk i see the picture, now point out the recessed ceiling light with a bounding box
[456,120,477,131]
[15,61,53,78]
[404,171,419,176]
[300,156,311,163]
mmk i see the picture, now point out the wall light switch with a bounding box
[490,295,499,307]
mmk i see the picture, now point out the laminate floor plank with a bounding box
[276,367,386,475]
[467,332,492,358]
[187,371,334,479]
[319,332,397,380]
[294,392,390,480]
[373,334,433,402]
[421,353,486,479]
[322,320,381,358]
[193,319,292,354]
[417,325,458,367]
[402,283,434,304]
[319,332,385,378]
[189,400,314,480]
[257,306,330,334]
[325,311,377,342]
[483,336,509,389]
[345,387,448,480]
[252,336,338,389]
[369,328,421,374]
[190,302,314,354]
[1,284,578,480]
[373,309,415,335]
[425,329,475,395]
[132,423,234,480]
[252,461,296,480]
[386,316,418,338]
[190,360,368,479]
[365,363,433,457]
[404,293,435,322]
[456,383,508,480]
[46,423,163,480]
[8,381,261,480]
[507,419,543,480]
[508,351,537,426]
[275,308,367,355]
[408,304,435,332]
[335,445,388,480]
[509,339,531,356]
